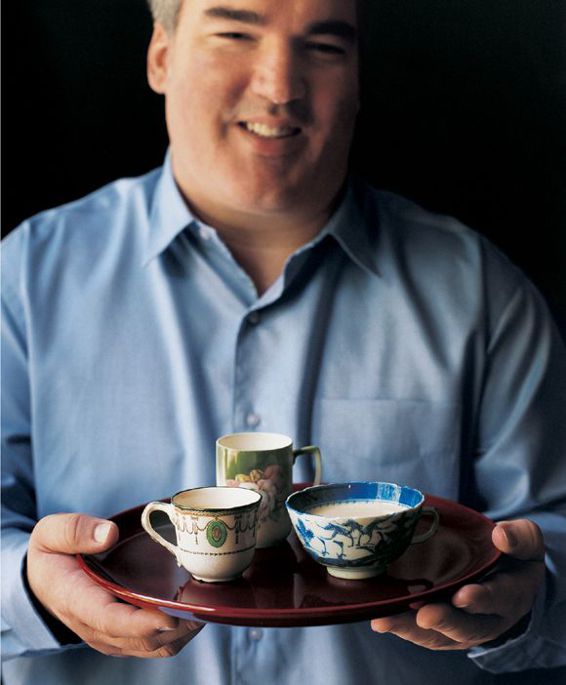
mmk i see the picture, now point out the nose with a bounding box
[250,41,306,105]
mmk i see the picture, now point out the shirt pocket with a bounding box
[311,398,462,498]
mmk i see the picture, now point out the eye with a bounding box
[216,32,252,41]
[304,41,346,56]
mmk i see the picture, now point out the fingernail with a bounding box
[158,626,177,632]
[370,621,387,633]
[452,597,470,609]
[94,522,113,543]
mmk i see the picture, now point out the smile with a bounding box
[240,122,301,139]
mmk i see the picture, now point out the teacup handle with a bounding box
[293,445,322,486]
[411,506,440,544]
[141,501,180,563]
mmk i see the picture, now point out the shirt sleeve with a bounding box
[1,226,80,660]
[465,244,566,672]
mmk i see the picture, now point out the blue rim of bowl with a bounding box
[285,481,424,519]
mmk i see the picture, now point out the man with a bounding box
[2,1,565,683]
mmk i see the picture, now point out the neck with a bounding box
[186,198,341,296]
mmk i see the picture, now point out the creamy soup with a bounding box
[308,500,408,518]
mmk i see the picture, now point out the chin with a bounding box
[234,167,339,211]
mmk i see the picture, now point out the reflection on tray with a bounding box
[174,535,435,612]
[176,577,256,608]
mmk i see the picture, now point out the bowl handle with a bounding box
[411,506,440,544]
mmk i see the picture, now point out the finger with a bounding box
[371,610,415,634]
[61,613,179,654]
[102,609,204,644]
[451,583,502,615]
[371,612,461,650]
[149,629,203,658]
[67,575,181,637]
[492,520,545,562]
[90,618,204,652]
[416,603,505,646]
[32,513,119,555]
[40,559,180,638]
[88,622,204,659]
[29,543,182,640]
[95,601,182,638]
[452,561,544,619]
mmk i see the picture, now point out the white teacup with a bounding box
[216,432,322,548]
[141,486,261,583]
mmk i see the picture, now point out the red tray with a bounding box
[78,492,501,628]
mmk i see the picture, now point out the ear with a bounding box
[147,23,171,94]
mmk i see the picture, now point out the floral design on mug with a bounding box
[226,464,289,524]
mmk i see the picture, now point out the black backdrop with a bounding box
[2,0,565,334]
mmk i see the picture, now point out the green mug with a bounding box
[216,432,322,548]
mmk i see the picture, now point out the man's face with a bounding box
[148,0,360,221]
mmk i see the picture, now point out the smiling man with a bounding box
[148,0,360,291]
[2,1,566,685]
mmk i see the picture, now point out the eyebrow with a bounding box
[306,21,358,44]
[203,7,357,43]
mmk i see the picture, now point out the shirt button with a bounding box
[199,226,211,240]
[249,628,263,641]
[246,412,261,428]
[248,311,261,325]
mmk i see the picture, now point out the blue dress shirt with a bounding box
[2,155,566,684]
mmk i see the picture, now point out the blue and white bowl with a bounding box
[286,481,439,580]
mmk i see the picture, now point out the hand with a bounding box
[27,513,204,657]
[371,519,545,650]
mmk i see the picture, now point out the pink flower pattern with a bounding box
[227,464,288,523]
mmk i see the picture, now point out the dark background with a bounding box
[2,0,565,335]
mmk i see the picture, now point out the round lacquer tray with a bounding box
[78,491,501,628]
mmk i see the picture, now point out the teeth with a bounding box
[244,122,296,138]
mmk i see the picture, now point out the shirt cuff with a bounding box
[467,572,547,672]
[1,535,79,658]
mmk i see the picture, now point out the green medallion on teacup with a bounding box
[216,432,322,548]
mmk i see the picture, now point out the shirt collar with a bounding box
[144,155,379,277]
[143,151,196,266]
[322,177,380,277]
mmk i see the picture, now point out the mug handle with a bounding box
[141,501,180,563]
[410,506,440,544]
[293,445,322,486]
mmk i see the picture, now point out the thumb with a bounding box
[31,513,119,555]
[492,519,545,562]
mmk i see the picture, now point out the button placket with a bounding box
[233,315,265,432]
